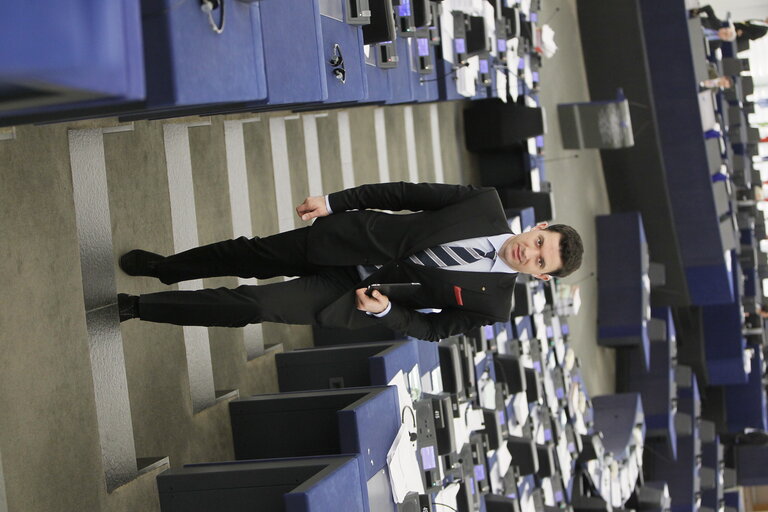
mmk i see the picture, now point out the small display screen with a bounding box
[480,59,489,73]
[474,464,486,482]
[455,38,466,54]
[398,0,411,17]
[533,71,540,82]
[498,39,507,52]
[417,38,430,57]
[420,445,436,470]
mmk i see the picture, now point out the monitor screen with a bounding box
[363,0,397,45]
[417,38,430,57]
[398,0,411,17]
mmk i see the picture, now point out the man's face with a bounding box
[499,224,563,280]
[719,27,736,41]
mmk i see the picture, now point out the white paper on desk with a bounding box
[523,56,533,88]
[452,402,472,453]
[497,441,513,476]
[407,364,422,401]
[497,70,508,103]
[386,424,425,503]
[431,366,443,394]
[556,437,572,485]
[529,168,541,192]
[439,8,455,63]
[457,56,480,97]
[513,390,530,426]
[482,1,497,56]
[519,481,537,512]
[479,374,497,409]
[542,477,555,505]
[388,371,414,419]
[421,372,433,395]
[539,24,558,58]
[435,482,461,512]
[526,137,538,155]
[698,90,717,131]
[466,407,486,432]
[367,468,397,512]
[490,458,504,494]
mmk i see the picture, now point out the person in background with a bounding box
[691,5,768,43]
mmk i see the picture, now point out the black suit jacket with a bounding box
[308,182,518,341]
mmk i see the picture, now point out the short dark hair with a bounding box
[544,224,583,278]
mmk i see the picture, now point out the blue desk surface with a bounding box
[592,393,644,462]
[140,0,266,109]
[596,213,651,365]
[638,1,734,305]
[703,301,747,386]
[258,0,367,108]
[724,348,768,432]
[1,1,144,116]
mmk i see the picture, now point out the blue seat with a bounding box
[157,454,370,512]
[229,386,400,481]
[557,89,634,149]
[0,1,144,121]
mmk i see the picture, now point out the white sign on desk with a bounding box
[388,370,413,418]
[457,56,480,97]
[386,425,425,503]
[698,90,718,132]
[367,468,397,512]
[497,70,508,103]
[435,482,461,512]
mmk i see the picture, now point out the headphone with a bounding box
[200,0,225,34]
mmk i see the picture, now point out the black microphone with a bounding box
[541,154,580,163]
[543,7,561,25]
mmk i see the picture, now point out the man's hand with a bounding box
[296,196,329,221]
[355,288,389,314]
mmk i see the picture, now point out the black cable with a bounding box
[419,66,461,84]
[543,7,561,25]
[434,503,460,512]
[401,404,416,428]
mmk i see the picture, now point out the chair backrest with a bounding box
[557,96,634,149]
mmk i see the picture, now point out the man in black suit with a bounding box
[118,182,583,341]
[692,5,768,43]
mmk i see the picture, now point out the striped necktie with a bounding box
[409,245,496,267]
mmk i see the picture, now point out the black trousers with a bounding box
[137,228,361,327]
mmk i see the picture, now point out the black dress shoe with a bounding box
[119,249,163,278]
[118,293,139,322]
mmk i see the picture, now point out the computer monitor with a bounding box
[363,0,397,45]
[412,0,431,28]
[438,343,465,396]
[465,15,490,56]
